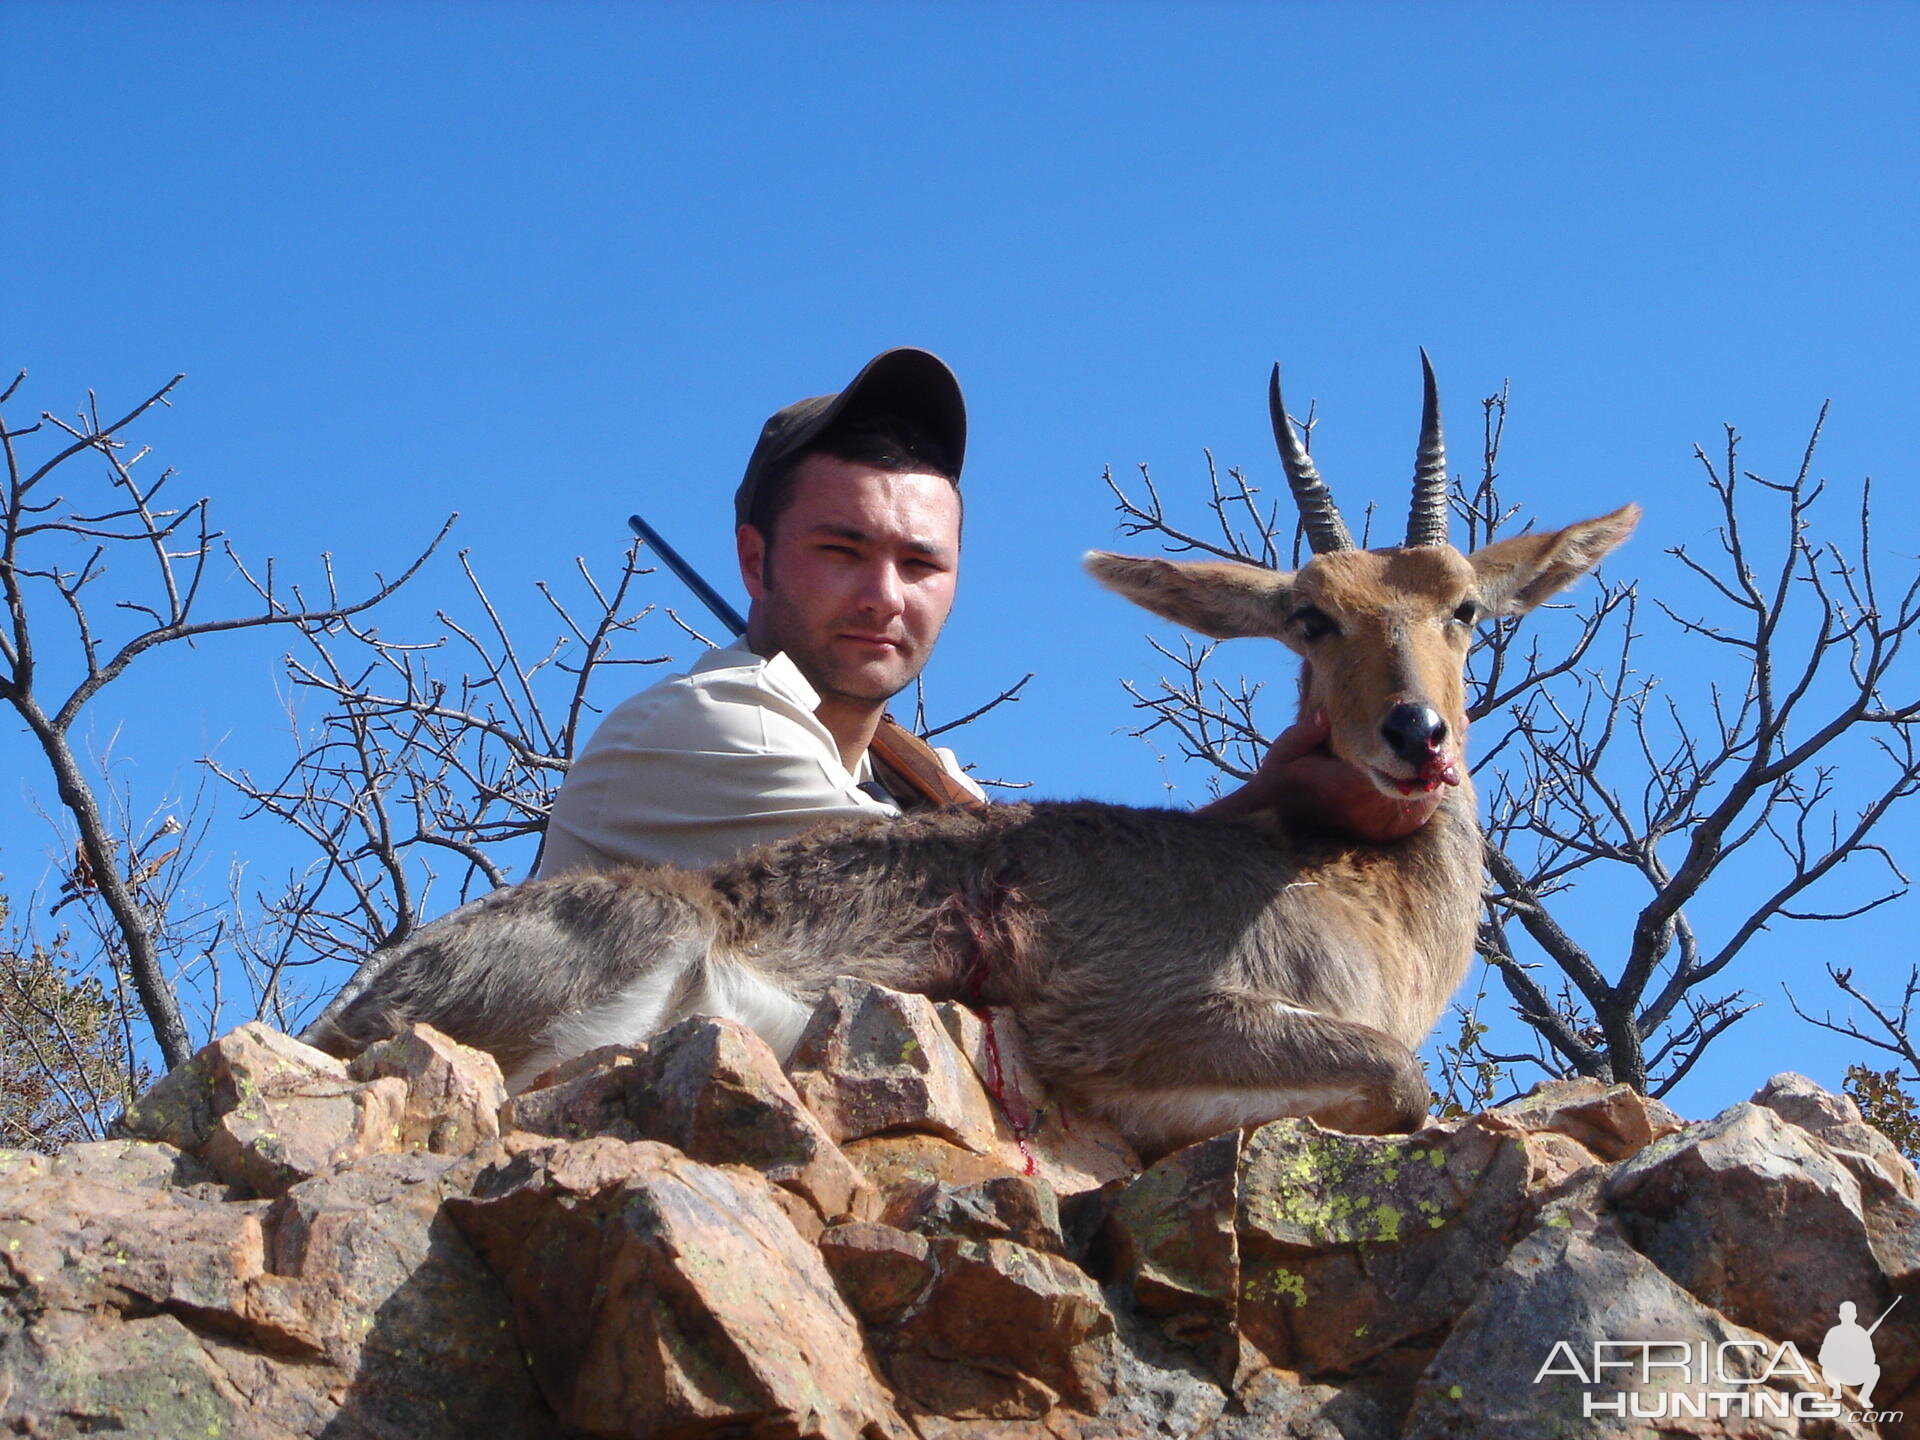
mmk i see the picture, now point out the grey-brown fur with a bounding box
[310,792,1479,1148]
[305,364,1639,1154]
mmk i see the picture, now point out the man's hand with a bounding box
[1196,710,1444,842]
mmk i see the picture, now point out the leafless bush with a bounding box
[0,372,449,1067]
[208,542,668,1009]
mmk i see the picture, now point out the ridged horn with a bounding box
[1405,348,1449,548]
[1269,363,1354,554]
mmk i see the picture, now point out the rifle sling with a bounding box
[871,715,987,811]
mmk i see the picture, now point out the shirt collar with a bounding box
[690,640,877,783]
[692,638,820,707]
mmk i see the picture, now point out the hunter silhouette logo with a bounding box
[1534,1297,1905,1423]
[1820,1298,1899,1407]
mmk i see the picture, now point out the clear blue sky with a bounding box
[8,2,1918,1117]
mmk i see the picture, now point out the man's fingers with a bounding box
[1266,708,1331,764]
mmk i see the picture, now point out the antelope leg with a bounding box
[1048,994,1430,1154]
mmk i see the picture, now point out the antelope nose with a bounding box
[1382,704,1448,764]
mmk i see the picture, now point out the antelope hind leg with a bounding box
[306,868,725,1090]
[1051,995,1431,1156]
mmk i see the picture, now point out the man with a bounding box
[536,348,1432,878]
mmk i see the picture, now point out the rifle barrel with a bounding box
[627,514,747,637]
[1869,1297,1902,1335]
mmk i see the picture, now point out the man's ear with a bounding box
[1085,551,1295,639]
[1469,504,1641,616]
[736,523,769,602]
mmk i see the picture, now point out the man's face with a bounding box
[737,453,961,708]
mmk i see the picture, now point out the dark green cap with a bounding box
[734,347,966,528]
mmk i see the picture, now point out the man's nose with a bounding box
[856,562,906,617]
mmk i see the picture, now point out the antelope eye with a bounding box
[1292,606,1337,641]
[1451,601,1482,626]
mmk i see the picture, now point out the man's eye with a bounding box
[1293,606,1337,641]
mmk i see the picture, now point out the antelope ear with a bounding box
[1084,551,1294,639]
[1468,504,1641,616]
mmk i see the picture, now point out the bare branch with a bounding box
[923,673,1033,740]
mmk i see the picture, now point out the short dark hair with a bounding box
[745,412,962,542]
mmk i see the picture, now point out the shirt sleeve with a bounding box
[536,658,897,876]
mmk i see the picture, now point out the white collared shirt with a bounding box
[534,640,983,876]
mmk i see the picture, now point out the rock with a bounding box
[111,1023,512,1203]
[514,1040,645,1094]
[1076,1316,1241,1440]
[8,1135,226,1196]
[904,1307,1236,1440]
[262,1149,557,1435]
[496,1044,646,1138]
[785,984,1138,1227]
[1606,1099,1920,1410]
[1475,1079,1687,1221]
[1236,1117,1534,1383]
[449,1135,908,1440]
[117,1021,408,1198]
[784,983,1139,1236]
[843,1131,1040,1227]
[0,1309,300,1440]
[1483,1076,1683,1162]
[116,1021,344,1152]
[935,1000,1142,1192]
[1106,1129,1242,1377]
[505,1014,872,1224]
[1754,1070,1920,1200]
[786,978,1003,1151]
[906,1172,1066,1254]
[819,1220,937,1325]
[348,1021,507,1155]
[1196,1363,1401,1440]
[0,1155,282,1348]
[0,1130,554,1439]
[1405,1202,1877,1439]
[24,1017,1920,1440]
[885,1236,1117,1418]
[1059,1175,1131,1268]
[206,1074,408,1202]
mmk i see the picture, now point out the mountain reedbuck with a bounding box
[306,359,1638,1154]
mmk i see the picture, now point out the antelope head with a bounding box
[1089,355,1640,801]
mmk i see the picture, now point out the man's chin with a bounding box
[817,660,922,707]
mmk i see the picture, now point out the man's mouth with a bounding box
[837,633,902,653]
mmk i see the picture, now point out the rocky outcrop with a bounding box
[3,980,1917,1438]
